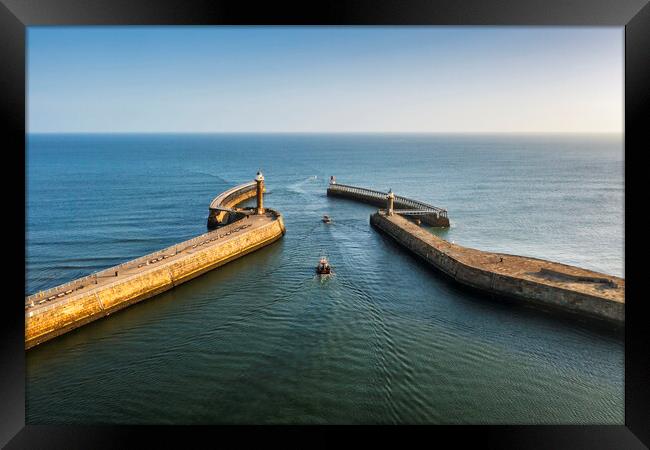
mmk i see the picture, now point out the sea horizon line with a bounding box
[26,130,623,135]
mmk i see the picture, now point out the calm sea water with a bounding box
[26,133,624,424]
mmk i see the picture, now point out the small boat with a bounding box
[322,215,332,223]
[316,257,331,275]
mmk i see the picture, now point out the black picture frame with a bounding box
[2,0,648,447]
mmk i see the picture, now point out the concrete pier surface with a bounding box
[371,211,624,325]
[26,174,284,350]
[26,211,285,349]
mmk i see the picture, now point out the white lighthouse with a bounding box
[387,189,395,216]
[255,171,265,215]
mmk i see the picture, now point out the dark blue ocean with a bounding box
[26,133,624,424]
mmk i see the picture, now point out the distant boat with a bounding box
[322,215,332,223]
[316,257,331,275]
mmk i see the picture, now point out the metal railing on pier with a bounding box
[328,182,447,218]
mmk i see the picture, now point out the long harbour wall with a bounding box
[370,211,624,325]
[25,182,284,350]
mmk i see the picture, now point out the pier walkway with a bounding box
[327,177,624,325]
[26,214,274,312]
[371,211,624,325]
[326,178,450,227]
[209,180,257,210]
[207,180,264,228]
[26,173,284,349]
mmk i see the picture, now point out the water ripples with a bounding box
[26,133,624,424]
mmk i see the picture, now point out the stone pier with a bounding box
[207,180,266,229]
[370,210,624,325]
[26,175,285,349]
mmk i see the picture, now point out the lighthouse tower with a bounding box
[255,171,265,215]
[386,189,395,216]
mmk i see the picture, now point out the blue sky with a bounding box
[27,26,623,133]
